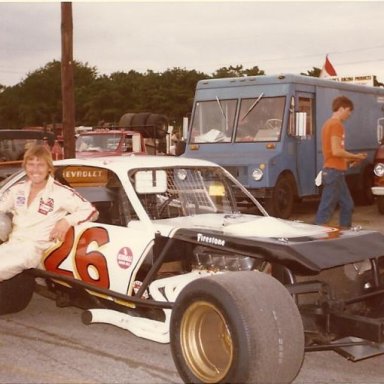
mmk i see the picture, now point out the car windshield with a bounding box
[132,166,264,219]
[76,133,125,152]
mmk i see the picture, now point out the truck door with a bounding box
[295,94,317,196]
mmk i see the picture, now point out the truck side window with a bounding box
[298,97,314,136]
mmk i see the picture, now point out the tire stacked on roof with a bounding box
[119,112,168,139]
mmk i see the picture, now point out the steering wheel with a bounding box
[264,119,282,130]
[158,195,176,218]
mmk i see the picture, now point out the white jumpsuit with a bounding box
[0,175,98,281]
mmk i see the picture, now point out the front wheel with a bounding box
[0,270,35,315]
[170,271,304,384]
[265,174,296,219]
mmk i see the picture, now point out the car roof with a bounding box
[53,155,220,171]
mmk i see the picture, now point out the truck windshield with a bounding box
[190,99,237,143]
[76,133,127,152]
[235,96,286,142]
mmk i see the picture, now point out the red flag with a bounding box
[320,55,337,78]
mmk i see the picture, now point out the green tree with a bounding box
[0,60,98,129]
[212,65,264,78]
[300,67,322,77]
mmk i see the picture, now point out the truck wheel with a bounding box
[0,270,35,315]
[377,196,384,214]
[170,271,304,384]
[266,174,296,219]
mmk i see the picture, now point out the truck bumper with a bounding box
[372,186,384,196]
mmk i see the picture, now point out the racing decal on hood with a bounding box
[197,233,225,246]
[117,246,133,269]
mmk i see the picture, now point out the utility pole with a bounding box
[61,2,75,158]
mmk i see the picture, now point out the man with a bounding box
[315,96,367,229]
[0,144,98,281]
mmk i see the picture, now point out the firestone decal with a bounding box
[197,233,225,246]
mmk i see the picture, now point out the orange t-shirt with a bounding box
[322,118,347,171]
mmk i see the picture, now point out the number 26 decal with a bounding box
[44,226,111,289]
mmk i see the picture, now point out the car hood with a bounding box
[152,214,336,238]
[141,214,384,274]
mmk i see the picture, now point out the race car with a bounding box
[0,155,384,384]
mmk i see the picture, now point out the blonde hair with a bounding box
[23,144,54,175]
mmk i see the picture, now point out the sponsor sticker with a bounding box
[16,195,26,207]
[117,246,133,269]
[38,197,54,215]
[197,233,225,246]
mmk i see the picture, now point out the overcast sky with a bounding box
[1,1,384,87]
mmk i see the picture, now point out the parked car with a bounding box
[75,129,147,158]
[0,155,383,384]
[0,129,58,180]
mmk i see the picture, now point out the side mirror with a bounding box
[134,170,167,194]
[377,118,384,144]
[295,112,307,137]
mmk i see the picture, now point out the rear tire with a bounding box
[170,271,304,384]
[0,270,35,315]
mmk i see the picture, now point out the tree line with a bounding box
[0,61,382,134]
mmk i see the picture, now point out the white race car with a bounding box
[1,155,384,384]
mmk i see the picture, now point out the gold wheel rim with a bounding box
[180,300,233,383]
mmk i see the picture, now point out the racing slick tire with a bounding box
[170,271,304,384]
[131,112,151,130]
[146,113,168,139]
[118,113,135,128]
[0,270,35,315]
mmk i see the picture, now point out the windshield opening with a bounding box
[131,166,262,220]
[189,99,237,143]
[235,96,286,142]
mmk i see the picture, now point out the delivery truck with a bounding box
[183,74,384,218]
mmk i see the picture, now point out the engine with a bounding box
[191,246,258,272]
